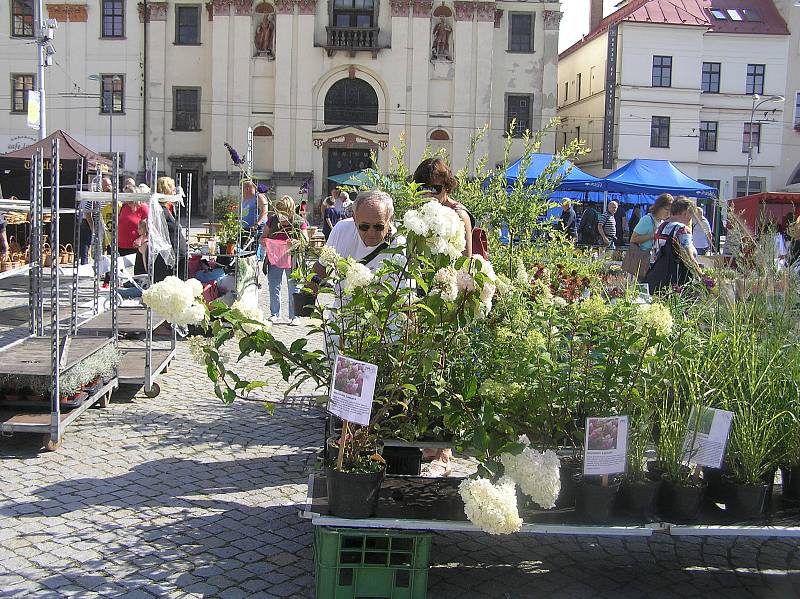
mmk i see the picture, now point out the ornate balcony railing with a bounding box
[325,26,381,56]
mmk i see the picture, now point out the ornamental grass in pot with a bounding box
[618,413,661,521]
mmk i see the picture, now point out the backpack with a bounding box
[644,223,691,294]
[472,227,489,259]
[578,208,600,245]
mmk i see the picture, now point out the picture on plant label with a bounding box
[687,406,714,436]
[586,417,619,451]
[333,356,366,396]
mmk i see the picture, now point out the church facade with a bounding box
[2,0,561,213]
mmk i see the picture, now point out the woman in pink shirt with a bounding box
[118,197,149,273]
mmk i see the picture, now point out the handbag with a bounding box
[264,237,293,269]
[621,242,651,282]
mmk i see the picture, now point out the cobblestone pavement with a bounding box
[0,282,799,598]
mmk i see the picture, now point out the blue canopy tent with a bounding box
[601,159,717,199]
[488,154,605,192]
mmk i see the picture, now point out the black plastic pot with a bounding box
[292,291,315,317]
[574,474,621,524]
[661,477,707,523]
[381,446,422,476]
[618,478,662,520]
[724,479,769,519]
[703,468,726,504]
[781,465,800,500]
[555,458,582,509]
[325,466,385,519]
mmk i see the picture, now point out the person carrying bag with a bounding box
[644,222,690,294]
[621,233,652,282]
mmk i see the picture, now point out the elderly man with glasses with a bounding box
[312,189,395,287]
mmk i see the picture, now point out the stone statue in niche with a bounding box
[254,12,275,58]
[431,17,452,61]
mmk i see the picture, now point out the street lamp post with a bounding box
[745,94,784,197]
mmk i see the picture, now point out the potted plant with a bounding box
[219,211,243,255]
[325,426,387,519]
[618,411,661,521]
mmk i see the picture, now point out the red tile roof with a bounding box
[559,0,788,59]
[705,0,789,35]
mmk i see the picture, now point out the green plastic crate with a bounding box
[314,527,432,599]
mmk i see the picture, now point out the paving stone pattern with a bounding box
[1,284,799,598]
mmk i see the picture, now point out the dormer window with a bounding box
[709,8,726,19]
[726,9,743,20]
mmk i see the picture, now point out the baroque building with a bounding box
[557,0,790,200]
[2,0,561,214]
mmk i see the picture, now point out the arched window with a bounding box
[253,125,273,136]
[429,129,450,141]
[324,78,378,126]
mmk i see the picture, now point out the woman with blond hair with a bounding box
[261,195,308,324]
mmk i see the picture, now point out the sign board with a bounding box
[27,91,40,131]
[583,416,629,476]
[7,135,36,152]
[682,406,734,469]
[329,355,378,427]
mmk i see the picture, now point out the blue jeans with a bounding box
[267,265,296,318]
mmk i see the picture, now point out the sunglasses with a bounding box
[357,222,387,232]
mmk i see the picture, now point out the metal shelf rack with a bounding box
[0,141,119,450]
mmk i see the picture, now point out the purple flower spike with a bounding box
[299,178,310,195]
[224,142,245,166]
[257,183,269,194]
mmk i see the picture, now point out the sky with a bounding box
[559,0,620,53]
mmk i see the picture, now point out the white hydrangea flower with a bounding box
[318,245,342,269]
[456,270,476,293]
[471,254,496,282]
[186,278,203,298]
[459,476,522,535]
[403,211,428,236]
[231,300,270,335]
[142,277,206,326]
[501,448,561,510]
[515,259,529,287]
[187,336,212,363]
[404,200,466,260]
[433,267,459,302]
[342,259,374,293]
[553,296,568,308]
[634,302,674,337]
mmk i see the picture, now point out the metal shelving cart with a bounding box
[0,197,32,282]
[0,141,119,450]
[75,158,184,398]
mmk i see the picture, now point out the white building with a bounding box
[773,0,800,190]
[1,0,561,214]
[557,0,790,200]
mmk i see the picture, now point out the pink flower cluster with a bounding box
[587,418,618,451]
[334,361,366,396]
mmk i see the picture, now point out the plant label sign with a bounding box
[583,416,629,476]
[329,355,378,427]
[682,406,733,469]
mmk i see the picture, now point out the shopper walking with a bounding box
[261,195,308,325]
[597,201,618,250]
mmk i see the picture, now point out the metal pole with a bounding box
[145,156,156,393]
[744,95,756,199]
[185,172,192,280]
[29,153,38,335]
[111,154,119,339]
[71,157,83,334]
[35,0,46,139]
[35,148,45,336]
[50,138,60,446]
[174,172,181,278]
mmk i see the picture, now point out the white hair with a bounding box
[353,189,394,217]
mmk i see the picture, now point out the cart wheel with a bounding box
[44,436,62,451]
[144,383,161,398]
[98,392,111,408]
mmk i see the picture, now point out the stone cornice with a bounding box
[543,9,562,30]
[412,0,432,18]
[296,0,317,15]
[476,2,494,22]
[390,0,411,17]
[274,0,294,14]
[47,3,88,22]
[138,1,168,23]
[453,1,474,21]
[232,0,251,15]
